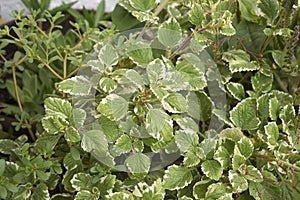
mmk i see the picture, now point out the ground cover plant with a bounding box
[0,0,300,199]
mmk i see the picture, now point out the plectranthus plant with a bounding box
[0,0,300,199]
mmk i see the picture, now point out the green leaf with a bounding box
[205,183,227,200]
[125,69,144,90]
[279,104,295,135]
[220,128,244,142]
[240,165,263,182]
[229,170,248,193]
[238,0,260,22]
[187,91,212,122]
[111,5,141,31]
[99,77,117,93]
[222,50,259,73]
[193,180,211,199]
[230,98,260,130]
[264,122,279,149]
[31,183,50,200]
[71,173,92,191]
[75,190,99,200]
[127,41,153,66]
[146,109,173,141]
[232,153,246,171]
[175,131,198,152]
[97,174,116,195]
[269,97,280,121]
[163,165,193,190]
[258,0,279,25]
[115,134,132,154]
[147,58,166,83]
[65,127,81,143]
[201,160,223,181]
[97,94,129,121]
[249,182,274,199]
[226,82,245,101]
[251,72,273,94]
[106,191,134,200]
[183,148,202,167]
[0,139,19,154]
[162,92,187,113]
[158,18,182,48]
[129,0,157,11]
[42,116,69,134]
[173,116,199,134]
[0,159,5,176]
[81,130,108,154]
[0,186,7,199]
[189,3,204,25]
[125,153,151,174]
[141,178,165,199]
[98,44,118,66]
[98,116,123,142]
[237,137,254,159]
[72,108,86,128]
[44,97,72,119]
[214,146,230,169]
[58,76,92,95]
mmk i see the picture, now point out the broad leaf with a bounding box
[229,170,248,193]
[99,77,117,93]
[129,0,156,11]
[237,137,254,159]
[158,18,182,48]
[163,165,193,190]
[44,97,72,119]
[214,146,230,169]
[258,0,279,25]
[162,92,187,113]
[125,153,151,174]
[230,98,260,130]
[98,44,118,66]
[174,131,198,152]
[81,130,108,154]
[226,82,245,101]
[201,160,223,181]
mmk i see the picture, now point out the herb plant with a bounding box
[1,0,300,199]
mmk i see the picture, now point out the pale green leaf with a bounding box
[264,122,279,149]
[189,3,204,25]
[72,108,86,128]
[31,183,50,200]
[75,190,99,200]
[251,72,273,94]
[162,92,187,113]
[193,180,211,199]
[183,148,202,167]
[81,130,108,154]
[44,97,72,119]
[226,82,245,101]
[229,170,248,193]
[125,153,151,174]
[240,165,263,182]
[98,44,118,66]
[205,183,227,200]
[175,131,198,152]
[163,165,193,190]
[106,191,134,200]
[0,159,5,176]
[158,18,182,48]
[146,109,173,141]
[131,11,159,23]
[201,160,223,181]
[129,0,156,11]
[230,98,260,130]
[249,182,274,199]
[0,139,19,154]
[232,152,246,171]
[58,76,92,96]
[147,58,166,83]
[65,127,81,143]
[125,69,144,90]
[98,116,122,142]
[173,116,199,134]
[258,0,279,25]
[279,104,295,135]
[269,97,280,121]
[214,146,230,169]
[42,116,69,134]
[127,41,153,66]
[238,0,260,22]
[220,128,244,142]
[115,134,132,154]
[222,50,259,73]
[187,91,212,122]
[237,137,254,159]
[97,94,128,121]
[99,77,117,93]
[71,173,92,191]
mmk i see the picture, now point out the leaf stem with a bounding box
[12,62,36,141]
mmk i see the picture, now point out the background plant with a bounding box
[0,0,300,199]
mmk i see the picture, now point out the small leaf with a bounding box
[201,160,223,181]
[158,18,182,48]
[125,153,151,174]
[163,165,193,190]
[147,58,166,83]
[205,183,227,200]
[229,170,248,193]
[125,69,144,90]
[75,190,99,200]
[97,94,128,121]
[115,134,132,154]
[65,127,81,143]
[58,76,92,95]
[99,77,117,93]
[175,131,198,152]
[31,183,50,200]
[189,3,204,25]
[230,98,260,130]
[226,82,245,101]
[0,139,19,154]
[269,97,280,121]
[127,41,153,66]
[106,191,134,200]
[193,180,211,199]
[222,50,259,73]
[214,146,230,169]
[251,72,273,94]
[42,116,69,134]
[264,122,279,149]
[71,173,92,191]
[98,44,118,66]
[238,0,260,22]
[220,128,244,142]
[237,137,254,159]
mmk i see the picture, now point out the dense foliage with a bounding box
[0,0,300,199]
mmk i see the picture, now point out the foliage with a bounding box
[0,0,300,199]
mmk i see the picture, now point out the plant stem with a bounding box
[253,153,300,172]
[12,64,36,141]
